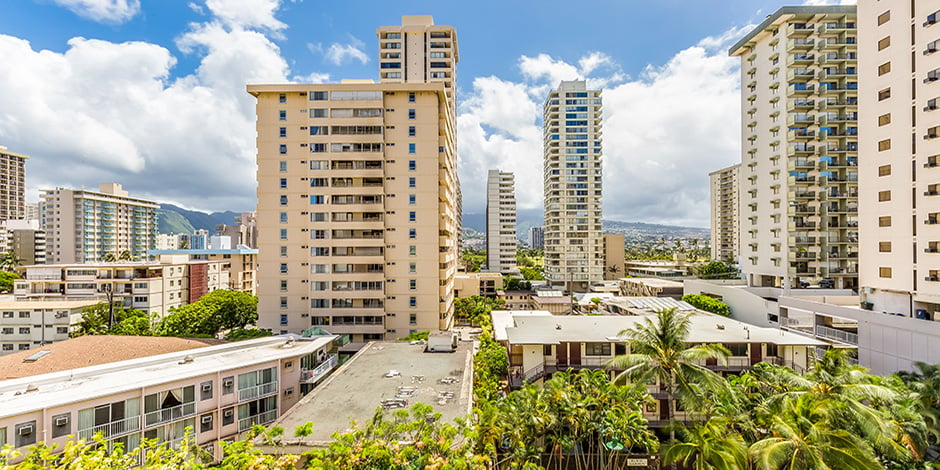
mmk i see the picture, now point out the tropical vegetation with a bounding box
[681,294,732,317]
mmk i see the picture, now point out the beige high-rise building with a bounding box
[486,170,516,274]
[858,1,940,319]
[0,146,27,221]
[249,16,459,341]
[41,183,158,264]
[709,164,740,263]
[602,233,624,280]
[543,80,604,292]
[730,6,858,289]
[377,15,458,113]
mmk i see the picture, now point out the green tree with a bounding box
[681,294,732,317]
[117,250,133,261]
[898,362,940,461]
[694,261,740,280]
[663,419,747,470]
[0,251,22,272]
[608,308,730,437]
[101,253,117,263]
[0,271,20,293]
[157,290,258,337]
[519,266,544,281]
[73,303,152,336]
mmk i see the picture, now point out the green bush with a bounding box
[682,294,732,317]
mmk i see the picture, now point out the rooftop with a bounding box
[148,248,259,256]
[0,335,336,418]
[492,310,552,342]
[620,277,685,288]
[729,5,857,56]
[0,299,101,310]
[265,341,473,447]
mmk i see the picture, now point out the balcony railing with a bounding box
[816,325,858,345]
[77,415,141,441]
[144,402,195,427]
[238,381,277,402]
[237,409,278,432]
[301,354,338,384]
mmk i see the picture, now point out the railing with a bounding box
[816,325,858,345]
[779,316,815,335]
[238,381,277,402]
[302,354,338,384]
[238,409,278,432]
[510,363,546,387]
[144,402,195,427]
[77,415,141,441]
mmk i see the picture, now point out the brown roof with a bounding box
[0,336,225,380]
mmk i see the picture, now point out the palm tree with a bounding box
[0,250,22,272]
[102,253,117,263]
[607,308,730,436]
[118,250,133,261]
[663,419,747,470]
[750,393,881,469]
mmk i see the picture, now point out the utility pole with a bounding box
[105,284,115,329]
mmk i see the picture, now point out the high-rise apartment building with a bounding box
[858,1,940,318]
[602,233,624,280]
[0,220,45,265]
[730,6,858,289]
[528,226,544,250]
[249,16,459,341]
[0,146,27,221]
[41,183,158,264]
[542,80,604,292]
[376,15,458,113]
[486,170,516,273]
[709,164,741,263]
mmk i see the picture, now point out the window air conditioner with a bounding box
[19,425,33,436]
[223,409,234,418]
[223,378,234,388]
[202,383,212,392]
[55,417,68,427]
[201,415,213,424]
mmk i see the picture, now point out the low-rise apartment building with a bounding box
[619,277,685,299]
[453,272,502,298]
[0,300,99,355]
[149,248,258,295]
[14,255,232,317]
[0,334,340,461]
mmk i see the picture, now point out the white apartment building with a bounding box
[0,300,99,355]
[486,170,517,274]
[14,255,230,318]
[730,6,859,290]
[0,219,46,265]
[543,80,604,292]
[858,0,940,320]
[709,164,740,263]
[0,334,340,462]
[528,226,544,250]
[249,16,460,341]
[41,183,159,264]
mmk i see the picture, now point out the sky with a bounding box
[0,0,856,228]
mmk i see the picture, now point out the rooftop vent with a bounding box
[25,383,38,393]
[178,355,195,365]
[22,351,51,363]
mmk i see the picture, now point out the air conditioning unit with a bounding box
[202,383,212,392]
[223,409,234,418]
[201,415,213,424]
[223,378,234,388]
[55,417,69,427]
[19,425,33,436]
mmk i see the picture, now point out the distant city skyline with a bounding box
[0,0,854,226]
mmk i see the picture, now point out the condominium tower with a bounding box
[543,80,604,292]
[858,0,940,319]
[528,226,544,250]
[730,6,858,289]
[41,183,158,263]
[249,16,459,341]
[486,170,517,273]
[376,15,458,113]
[709,164,740,263]
[0,146,27,221]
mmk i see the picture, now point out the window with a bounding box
[409,313,417,325]
[309,108,327,118]
[408,177,416,188]
[409,245,416,256]
[223,377,235,395]
[408,143,416,154]
[408,92,415,102]
[878,165,891,176]
[408,160,416,171]
[279,178,288,189]
[879,242,892,253]
[878,62,891,76]
[279,127,287,138]
[222,407,235,425]
[309,126,328,136]
[878,139,891,151]
[309,91,327,101]
[409,211,416,222]
[279,160,287,172]
[877,11,890,25]
[309,143,326,153]
[408,126,416,137]
[280,229,288,240]
[280,280,288,292]
[51,413,70,438]
[409,194,416,205]
[880,267,892,278]
[280,263,288,274]
[16,421,36,448]
[409,279,416,290]
[878,88,891,101]
[200,414,213,433]
[279,93,286,103]
[409,262,416,273]
[878,190,891,202]
[19,327,29,334]
[201,381,213,401]
[878,36,891,51]
[280,195,288,206]
[878,113,891,126]
[278,110,286,121]
[879,216,892,227]
[408,109,416,120]
[280,246,288,257]
[409,297,417,307]
[585,343,611,356]
[409,228,416,239]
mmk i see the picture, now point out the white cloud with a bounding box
[0,0,326,212]
[802,0,856,5]
[323,38,369,65]
[458,32,742,227]
[51,0,140,23]
[204,0,287,32]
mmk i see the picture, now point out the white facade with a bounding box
[730,6,859,290]
[543,80,604,292]
[0,300,98,355]
[486,170,517,274]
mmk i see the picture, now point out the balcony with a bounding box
[788,39,815,51]
[77,415,141,441]
[238,409,278,432]
[238,382,277,402]
[816,325,858,345]
[301,353,339,384]
[144,402,195,427]
[788,84,815,96]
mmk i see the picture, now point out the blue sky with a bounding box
[0,0,852,227]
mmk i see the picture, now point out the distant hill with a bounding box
[462,209,707,242]
[157,204,243,234]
